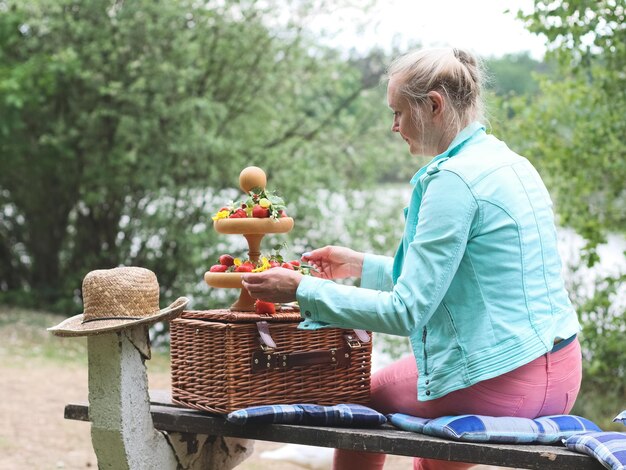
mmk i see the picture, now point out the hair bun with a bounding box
[386,47,486,131]
[453,48,475,67]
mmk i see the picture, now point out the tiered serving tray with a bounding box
[203,166,294,311]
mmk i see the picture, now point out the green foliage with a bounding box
[493,0,626,394]
[484,52,549,97]
[376,334,411,362]
[572,385,626,432]
[576,272,626,394]
[502,1,626,260]
[519,0,625,76]
[1,0,624,406]
[0,0,379,311]
[493,74,625,263]
[0,0,572,313]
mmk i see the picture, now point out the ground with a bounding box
[0,348,420,469]
[0,306,506,469]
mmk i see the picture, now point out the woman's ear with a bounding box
[427,91,445,117]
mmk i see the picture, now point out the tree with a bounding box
[492,0,626,395]
[514,0,625,257]
[0,0,377,310]
[484,52,549,97]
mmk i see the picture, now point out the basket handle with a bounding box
[252,322,367,373]
[255,321,277,349]
[352,329,371,343]
[251,346,352,373]
[255,321,370,350]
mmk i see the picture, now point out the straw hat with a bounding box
[48,266,189,337]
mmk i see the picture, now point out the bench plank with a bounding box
[65,394,604,470]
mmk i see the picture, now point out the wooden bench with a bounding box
[63,325,604,469]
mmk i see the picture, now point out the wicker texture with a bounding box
[82,267,159,319]
[171,309,372,413]
[48,266,189,337]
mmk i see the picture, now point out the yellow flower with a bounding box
[252,257,270,273]
[211,210,230,221]
[233,258,242,266]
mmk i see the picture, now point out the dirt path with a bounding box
[0,356,423,470]
[0,305,504,470]
[0,355,513,470]
[0,358,509,469]
[0,360,96,470]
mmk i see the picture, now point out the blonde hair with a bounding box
[387,48,486,135]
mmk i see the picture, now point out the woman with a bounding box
[242,47,582,470]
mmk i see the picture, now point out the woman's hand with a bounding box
[241,268,303,304]
[302,245,364,280]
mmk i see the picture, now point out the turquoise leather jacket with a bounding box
[296,122,580,401]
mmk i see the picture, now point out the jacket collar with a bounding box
[410,122,486,186]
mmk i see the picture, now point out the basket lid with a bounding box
[181,307,302,323]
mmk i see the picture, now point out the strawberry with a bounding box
[269,261,281,268]
[255,300,276,315]
[252,205,270,218]
[219,254,235,267]
[289,260,300,267]
[229,208,247,218]
[234,264,253,272]
[279,210,287,218]
[281,262,295,270]
[209,264,228,272]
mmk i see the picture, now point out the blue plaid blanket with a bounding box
[389,412,622,469]
[388,413,601,444]
[564,432,626,470]
[227,403,387,427]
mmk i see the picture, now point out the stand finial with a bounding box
[239,166,266,193]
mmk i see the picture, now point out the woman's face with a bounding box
[387,75,441,157]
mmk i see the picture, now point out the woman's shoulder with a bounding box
[438,135,529,182]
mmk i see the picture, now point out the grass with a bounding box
[0,304,88,366]
[0,304,170,372]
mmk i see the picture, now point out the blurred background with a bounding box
[0,0,624,468]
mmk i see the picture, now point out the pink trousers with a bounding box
[333,338,582,470]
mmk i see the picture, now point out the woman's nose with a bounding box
[391,121,399,133]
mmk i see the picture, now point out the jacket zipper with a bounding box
[422,327,429,376]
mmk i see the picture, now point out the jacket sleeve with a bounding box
[360,253,394,291]
[296,170,479,336]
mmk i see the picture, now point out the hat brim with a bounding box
[47,297,189,337]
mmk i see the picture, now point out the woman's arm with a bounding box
[360,254,395,291]
[297,170,478,336]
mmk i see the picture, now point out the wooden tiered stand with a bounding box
[203,166,293,311]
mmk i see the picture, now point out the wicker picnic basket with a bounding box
[170,308,372,413]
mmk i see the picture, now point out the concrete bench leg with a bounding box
[87,326,253,469]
